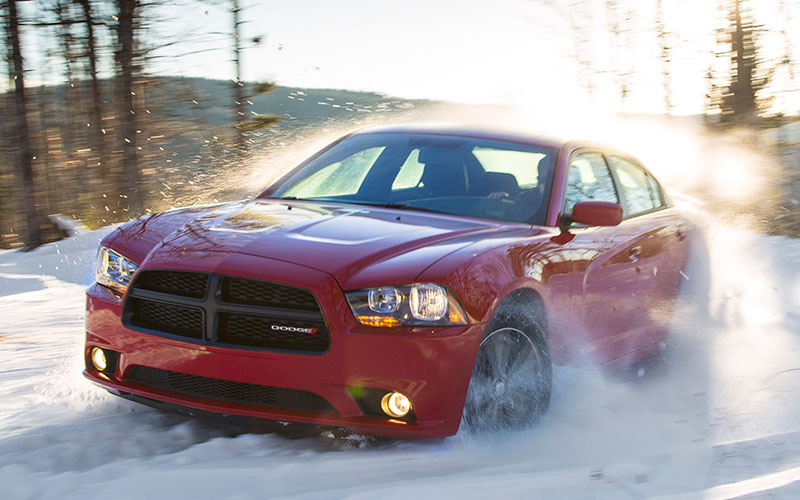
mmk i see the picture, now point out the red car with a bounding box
[85,125,691,438]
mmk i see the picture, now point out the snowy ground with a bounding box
[0,218,799,499]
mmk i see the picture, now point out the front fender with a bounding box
[418,228,575,364]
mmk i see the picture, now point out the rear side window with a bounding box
[607,156,664,216]
[564,152,618,212]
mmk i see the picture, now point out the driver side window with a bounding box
[564,152,618,213]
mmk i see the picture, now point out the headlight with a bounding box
[96,246,138,292]
[346,284,467,327]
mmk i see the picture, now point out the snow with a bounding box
[1,219,799,499]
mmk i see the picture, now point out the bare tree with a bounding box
[36,62,56,214]
[720,0,768,122]
[77,0,108,185]
[655,0,672,115]
[5,0,43,247]
[116,0,142,214]
[50,0,82,209]
[232,0,246,157]
[605,0,635,111]
[228,0,280,153]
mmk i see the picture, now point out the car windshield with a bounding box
[265,132,557,225]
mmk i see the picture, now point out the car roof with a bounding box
[352,123,639,162]
[352,123,567,150]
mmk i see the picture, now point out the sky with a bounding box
[12,0,800,116]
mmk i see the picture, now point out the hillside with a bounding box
[154,77,428,129]
[0,78,435,247]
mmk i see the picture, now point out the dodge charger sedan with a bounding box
[84,125,692,438]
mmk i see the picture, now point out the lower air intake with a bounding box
[128,366,337,414]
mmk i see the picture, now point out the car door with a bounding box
[560,151,660,364]
[605,154,689,351]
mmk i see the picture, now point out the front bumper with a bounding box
[84,257,484,439]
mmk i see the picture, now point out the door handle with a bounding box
[628,245,642,263]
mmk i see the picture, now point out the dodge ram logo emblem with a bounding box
[271,324,317,334]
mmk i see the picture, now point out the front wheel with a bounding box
[462,322,552,433]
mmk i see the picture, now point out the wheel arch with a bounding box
[485,287,549,342]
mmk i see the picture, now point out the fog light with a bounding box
[91,347,107,371]
[380,391,411,418]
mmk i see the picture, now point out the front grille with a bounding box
[123,271,329,353]
[127,297,203,339]
[128,366,337,414]
[222,277,319,311]
[135,271,208,298]
[218,313,328,351]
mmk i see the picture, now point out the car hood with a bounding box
[108,199,530,289]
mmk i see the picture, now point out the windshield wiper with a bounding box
[348,201,446,215]
[267,198,447,215]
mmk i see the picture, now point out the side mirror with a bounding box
[566,200,623,227]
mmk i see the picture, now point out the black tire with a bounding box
[461,307,552,433]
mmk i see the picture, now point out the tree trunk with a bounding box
[729,0,757,119]
[656,0,672,115]
[605,0,632,112]
[37,82,55,214]
[6,0,42,248]
[233,0,246,157]
[116,0,142,215]
[55,0,81,211]
[78,0,108,187]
